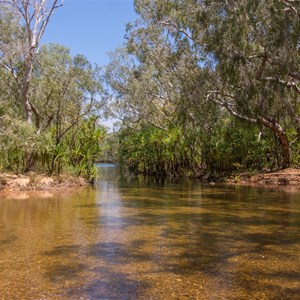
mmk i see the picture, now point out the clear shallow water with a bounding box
[0,165,300,299]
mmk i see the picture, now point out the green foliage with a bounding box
[0,42,105,179]
[98,132,119,163]
[0,114,104,180]
[2,0,300,180]
[200,119,278,176]
[0,115,35,173]
[1,1,105,180]
[118,125,201,177]
[116,118,284,178]
[104,0,300,177]
[67,119,105,181]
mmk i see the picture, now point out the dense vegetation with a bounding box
[0,1,105,181]
[1,0,300,180]
[105,0,300,178]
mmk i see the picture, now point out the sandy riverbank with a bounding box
[0,172,89,192]
[227,168,300,187]
[2,168,300,196]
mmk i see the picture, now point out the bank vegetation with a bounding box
[0,0,106,182]
[105,0,300,180]
[1,0,300,183]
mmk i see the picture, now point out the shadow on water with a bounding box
[41,232,300,298]
[42,244,81,256]
[71,266,149,300]
[0,163,299,298]
[41,241,151,298]
[86,241,149,264]
[45,263,87,282]
[75,209,300,267]
[0,233,17,246]
[42,195,300,297]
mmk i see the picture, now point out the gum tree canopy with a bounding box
[0,0,64,129]
[122,0,300,169]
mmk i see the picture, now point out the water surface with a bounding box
[0,165,300,299]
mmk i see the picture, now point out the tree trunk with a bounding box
[277,131,290,168]
[22,58,33,125]
[21,57,34,171]
[24,151,34,172]
[260,117,290,168]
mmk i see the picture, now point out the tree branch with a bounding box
[206,91,257,123]
[29,100,41,133]
[159,20,193,40]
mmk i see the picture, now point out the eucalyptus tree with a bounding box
[0,42,105,175]
[131,0,300,168]
[200,0,300,168]
[31,44,104,174]
[0,0,64,127]
[0,2,106,176]
[33,44,104,138]
[105,44,179,131]
[106,38,215,174]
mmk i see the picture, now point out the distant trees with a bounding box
[105,0,300,175]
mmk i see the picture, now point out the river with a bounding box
[0,164,299,299]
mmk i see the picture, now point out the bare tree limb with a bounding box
[159,20,193,40]
[206,91,257,123]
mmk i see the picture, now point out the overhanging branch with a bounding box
[206,91,257,123]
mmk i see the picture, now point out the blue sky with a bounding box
[42,0,137,66]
